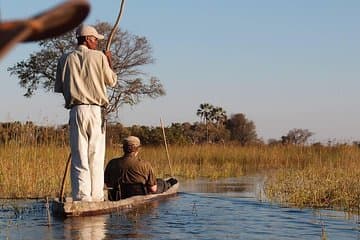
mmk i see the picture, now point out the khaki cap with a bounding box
[76,24,104,40]
[123,136,141,147]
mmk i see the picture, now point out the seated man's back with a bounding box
[104,136,157,200]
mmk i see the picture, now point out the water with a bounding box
[1,176,359,239]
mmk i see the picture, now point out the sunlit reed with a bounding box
[1,139,359,213]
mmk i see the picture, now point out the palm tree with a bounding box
[210,107,227,126]
[196,103,213,124]
[196,103,214,142]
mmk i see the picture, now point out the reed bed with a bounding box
[0,142,70,198]
[1,143,360,213]
[265,145,360,212]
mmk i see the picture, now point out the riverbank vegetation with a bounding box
[0,121,359,213]
[264,145,360,213]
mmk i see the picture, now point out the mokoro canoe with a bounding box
[52,179,179,217]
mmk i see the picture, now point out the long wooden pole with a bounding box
[105,0,126,51]
[160,118,173,177]
[59,153,71,202]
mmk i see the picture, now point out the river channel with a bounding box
[1,176,359,239]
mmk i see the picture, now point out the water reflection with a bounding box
[105,200,161,239]
[180,175,266,199]
[59,201,163,240]
[64,215,107,240]
[1,177,360,240]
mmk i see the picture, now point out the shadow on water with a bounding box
[1,176,360,239]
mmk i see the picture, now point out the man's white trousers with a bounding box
[69,105,105,201]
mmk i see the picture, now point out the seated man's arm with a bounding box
[146,163,157,193]
[148,184,157,193]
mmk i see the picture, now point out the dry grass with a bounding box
[1,143,271,198]
[0,142,70,198]
[265,145,360,212]
[1,143,360,213]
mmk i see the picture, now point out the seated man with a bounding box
[104,136,174,201]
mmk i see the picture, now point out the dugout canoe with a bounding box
[52,179,179,217]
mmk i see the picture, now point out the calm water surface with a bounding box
[1,176,359,239]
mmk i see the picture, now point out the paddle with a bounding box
[0,0,90,59]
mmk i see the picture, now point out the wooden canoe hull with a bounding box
[52,182,179,217]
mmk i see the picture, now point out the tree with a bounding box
[210,106,227,126]
[166,123,191,145]
[196,103,213,142]
[196,103,228,143]
[226,113,258,145]
[196,103,213,125]
[8,21,165,117]
[281,128,313,145]
[268,138,282,146]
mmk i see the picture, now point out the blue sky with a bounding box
[1,0,360,142]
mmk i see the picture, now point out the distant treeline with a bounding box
[1,120,358,147]
[0,118,258,147]
[0,121,68,146]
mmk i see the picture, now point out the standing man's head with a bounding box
[122,136,141,154]
[75,24,104,50]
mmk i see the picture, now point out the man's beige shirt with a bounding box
[55,45,117,108]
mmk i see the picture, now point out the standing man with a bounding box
[55,24,117,201]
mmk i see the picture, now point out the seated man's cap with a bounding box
[123,136,141,147]
[76,24,104,40]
